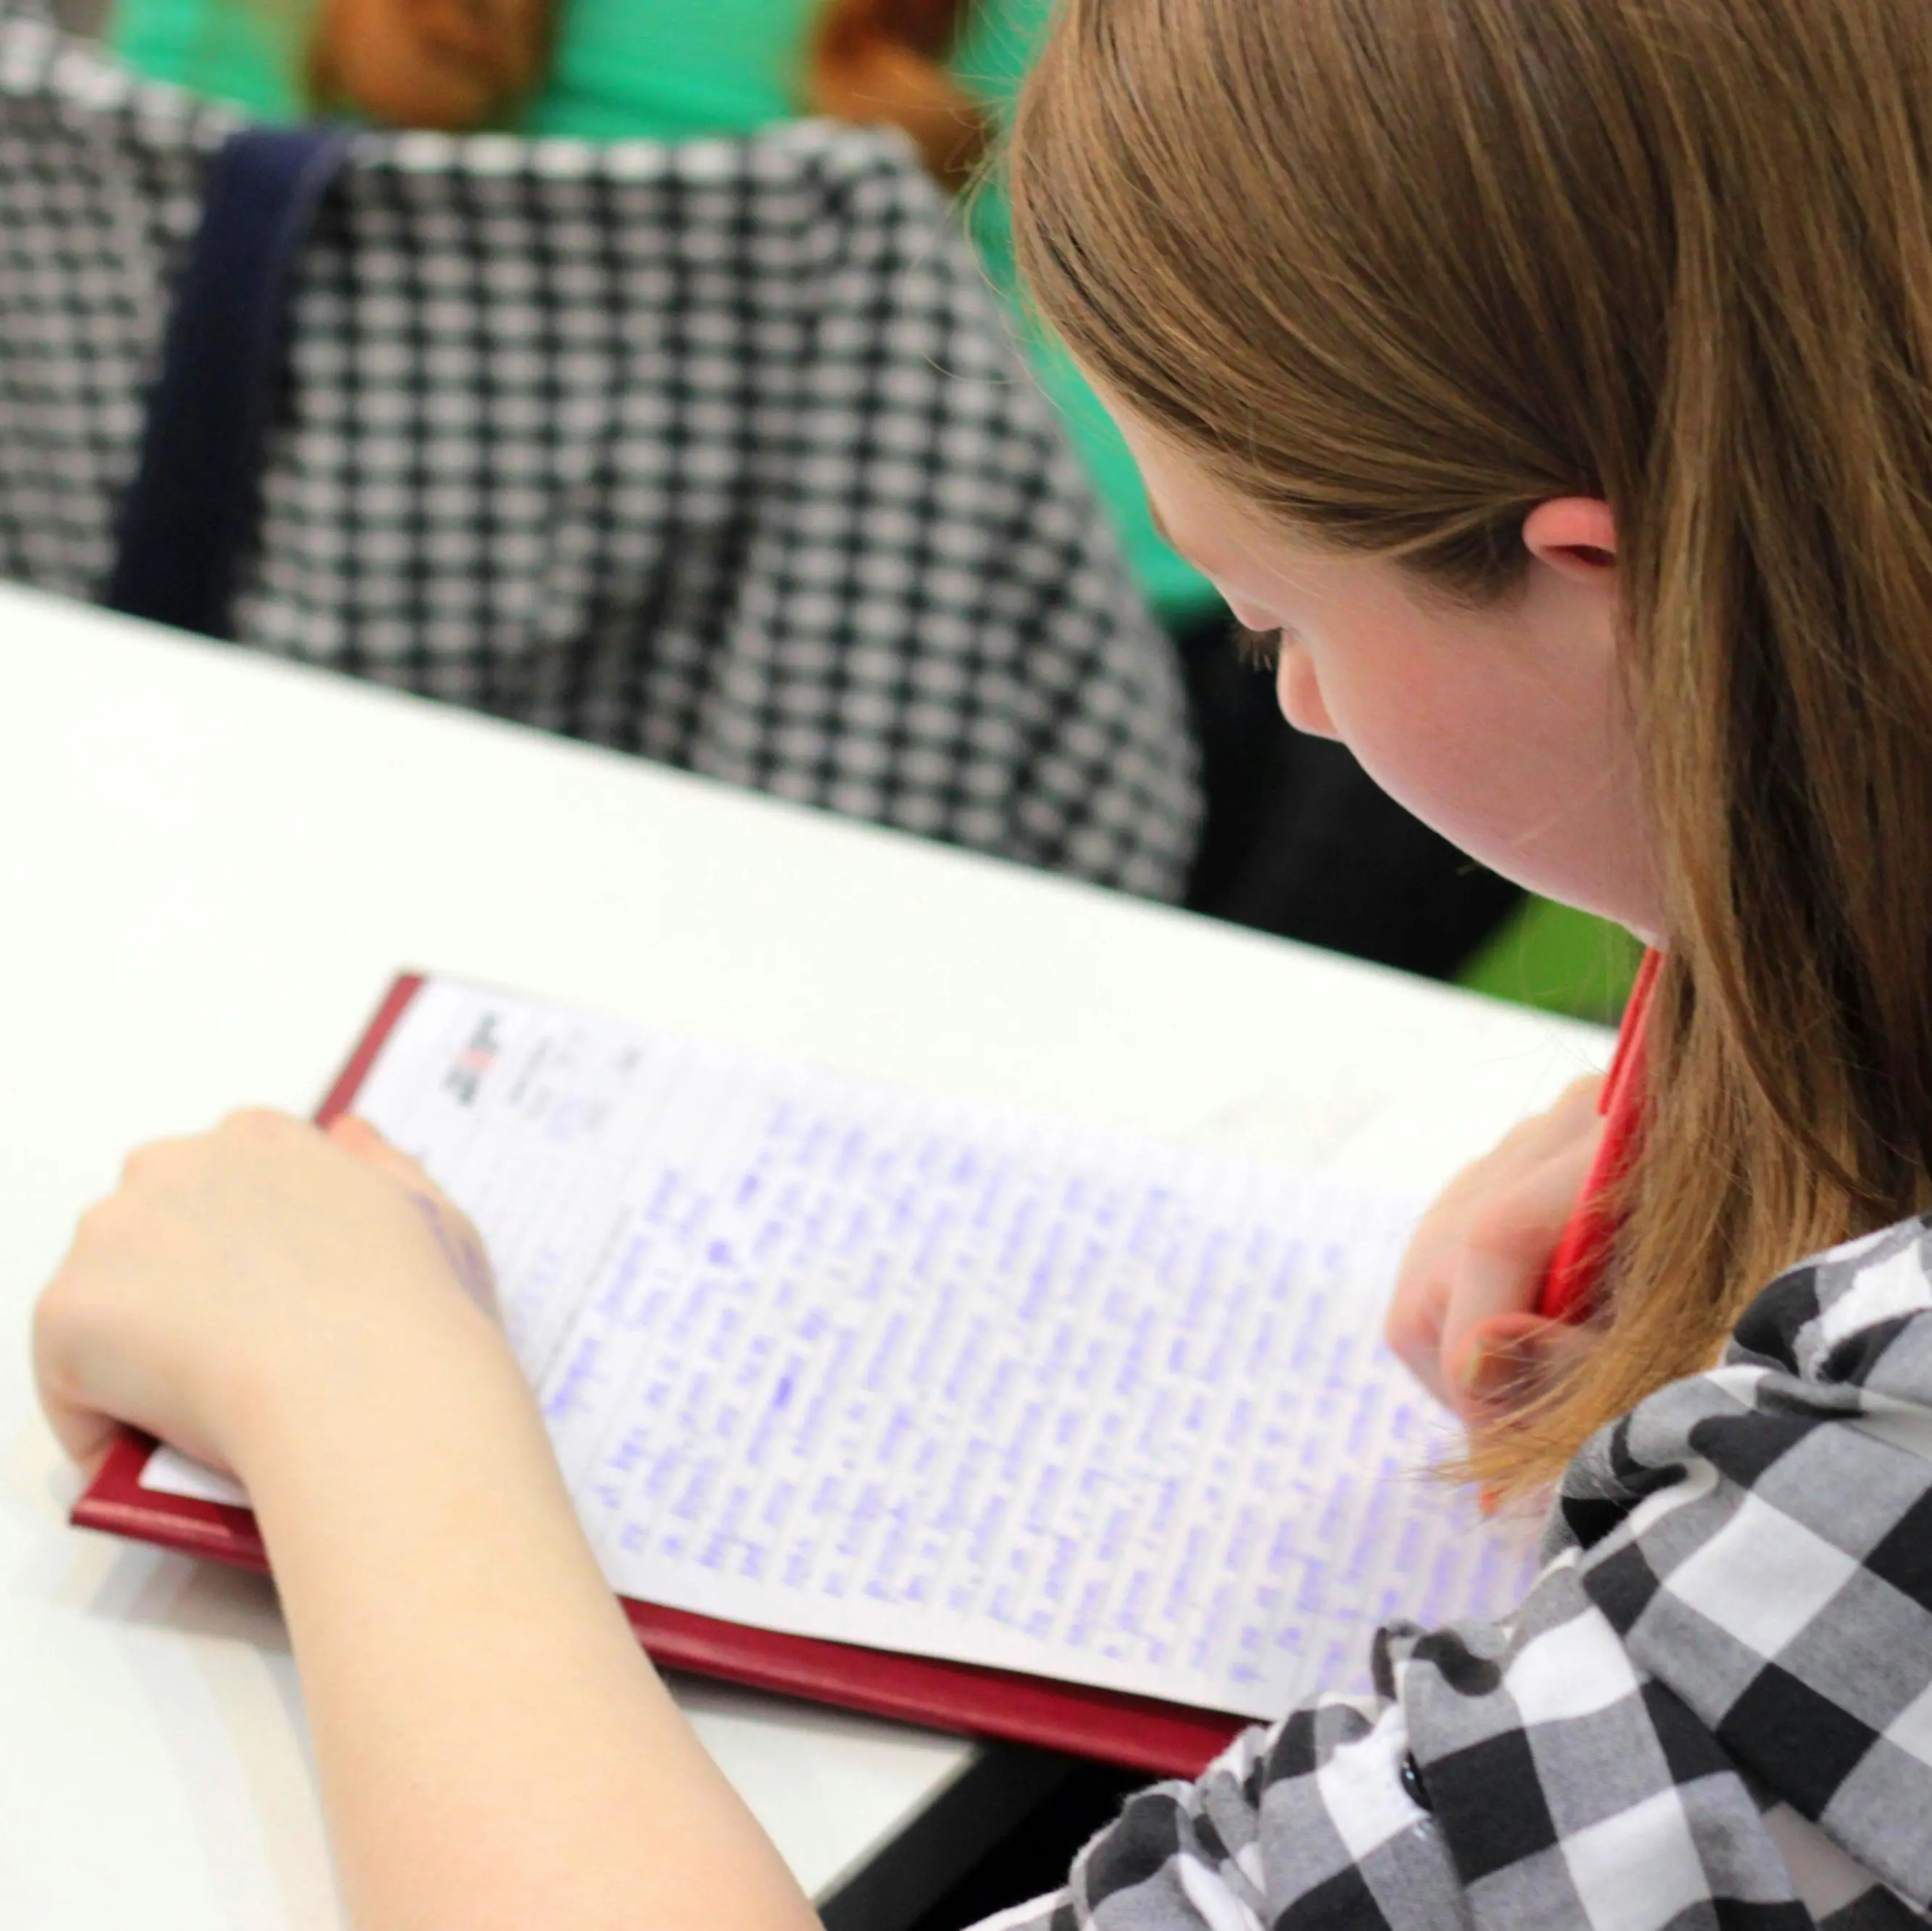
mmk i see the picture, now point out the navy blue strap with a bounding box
[106,126,354,640]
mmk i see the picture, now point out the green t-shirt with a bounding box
[111,0,1216,624]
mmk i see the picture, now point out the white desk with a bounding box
[0,584,1610,1929]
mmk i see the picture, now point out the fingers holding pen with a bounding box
[1386,1075,1606,1425]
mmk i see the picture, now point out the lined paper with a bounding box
[146,977,1538,1719]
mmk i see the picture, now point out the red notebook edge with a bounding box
[70,972,1247,1780]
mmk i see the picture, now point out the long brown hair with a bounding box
[306,0,987,183]
[1012,0,1932,1498]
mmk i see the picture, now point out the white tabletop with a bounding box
[0,583,1612,1928]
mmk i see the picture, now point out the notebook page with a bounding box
[147,977,1539,1719]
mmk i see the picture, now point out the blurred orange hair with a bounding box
[308,0,988,183]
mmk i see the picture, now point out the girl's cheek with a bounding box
[1276,646,1339,739]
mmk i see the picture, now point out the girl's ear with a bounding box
[1522,498,1618,582]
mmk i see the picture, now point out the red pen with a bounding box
[1537,947,1661,1323]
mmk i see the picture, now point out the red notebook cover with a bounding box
[72,973,1247,1779]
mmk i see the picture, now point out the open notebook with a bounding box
[79,974,1539,1773]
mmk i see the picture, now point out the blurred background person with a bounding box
[106,0,1626,1009]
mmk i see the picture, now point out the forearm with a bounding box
[240,1340,819,1931]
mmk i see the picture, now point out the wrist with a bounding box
[227,1306,543,1517]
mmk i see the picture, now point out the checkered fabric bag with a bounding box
[0,7,1197,898]
[987,1218,1932,1931]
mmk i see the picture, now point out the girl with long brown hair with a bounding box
[38,0,1932,1922]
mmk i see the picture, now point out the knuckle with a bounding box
[1463,1195,1548,1267]
[30,1270,70,1336]
[118,1137,183,1188]
[1383,1288,1437,1362]
[29,1293,71,1389]
[30,1268,92,1352]
[1384,1309,1423,1363]
[1548,1079,1605,1137]
[71,1192,128,1249]
[1481,1161,1576,1237]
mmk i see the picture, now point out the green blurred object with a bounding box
[1456,896,1641,1025]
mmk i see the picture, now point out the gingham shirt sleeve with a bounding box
[982,1217,1932,1931]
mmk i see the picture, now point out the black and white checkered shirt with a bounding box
[0,8,1197,898]
[985,1218,1932,1930]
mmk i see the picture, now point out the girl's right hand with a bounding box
[1385,1075,1605,1423]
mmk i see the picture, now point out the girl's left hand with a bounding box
[35,1112,824,1931]
[33,1109,505,1483]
